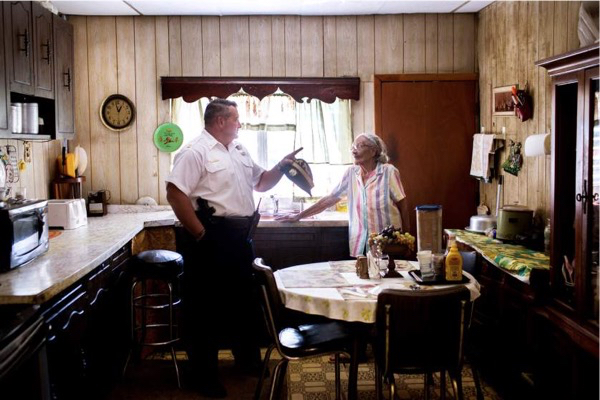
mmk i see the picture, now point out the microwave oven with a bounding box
[0,200,49,272]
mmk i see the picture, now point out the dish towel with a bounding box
[470,134,495,181]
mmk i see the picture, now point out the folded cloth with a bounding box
[470,134,495,180]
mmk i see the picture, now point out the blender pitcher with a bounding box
[415,205,443,254]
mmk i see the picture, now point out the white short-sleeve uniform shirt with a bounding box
[166,129,265,217]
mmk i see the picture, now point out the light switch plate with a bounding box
[23,141,32,163]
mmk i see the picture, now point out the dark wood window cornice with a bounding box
[160,77,360,103]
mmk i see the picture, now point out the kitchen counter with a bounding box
[0,207,348,304]
[446,229,550,284]
[257,211,348,227]
[0,210,176,305]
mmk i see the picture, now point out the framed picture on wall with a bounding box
[493,85,517,116]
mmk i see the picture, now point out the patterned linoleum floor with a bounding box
[109,349,504,400]
[287,354,502,400]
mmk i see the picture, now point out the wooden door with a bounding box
[33,1,53,99]
[53,16,74,139]
[4,1,34,95]
[375,75,478,238]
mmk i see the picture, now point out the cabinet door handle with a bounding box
[63,68,71,91]
[41,39,51,64]
[62,308,85,331]
[17,29,30,57]
[575,179,589,214]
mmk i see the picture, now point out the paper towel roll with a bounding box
[524,133,551,156]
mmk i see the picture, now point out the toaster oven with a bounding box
[0,199,49,272]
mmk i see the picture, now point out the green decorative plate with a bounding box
[153,123,184,152]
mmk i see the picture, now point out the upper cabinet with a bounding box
[0,1,74,140]
[0,5,9,134]
[3,1,53,98]
[3,1,34,95]
[33,1,54,99]
[53,15,74,139]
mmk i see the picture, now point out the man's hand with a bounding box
[277,147,303,171]
[256,147,304,192]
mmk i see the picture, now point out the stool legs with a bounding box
[122,278,181,389]
[167,282,181,388]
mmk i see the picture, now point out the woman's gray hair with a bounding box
[356,133,389,163]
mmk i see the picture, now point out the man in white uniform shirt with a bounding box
[166,98,299,398]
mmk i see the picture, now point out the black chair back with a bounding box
[375,286,470,376]
[252,259,286,344]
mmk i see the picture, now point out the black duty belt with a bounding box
[211,215,254,230]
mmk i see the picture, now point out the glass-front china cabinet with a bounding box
[536,44,599,399]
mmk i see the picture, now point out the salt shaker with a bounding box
[356,256,369,279]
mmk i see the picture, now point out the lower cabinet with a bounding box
[253,226,349,269]
[530,306,599,400]
[43,244,131,400]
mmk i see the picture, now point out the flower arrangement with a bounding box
[368,225,416,259]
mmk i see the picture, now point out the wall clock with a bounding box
[99,94,136,131]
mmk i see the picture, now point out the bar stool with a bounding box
[123,249,183,388]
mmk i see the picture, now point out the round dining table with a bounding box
[273,259,481,324]
[273,259,481,400]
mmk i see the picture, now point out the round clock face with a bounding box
[100,94,136,131]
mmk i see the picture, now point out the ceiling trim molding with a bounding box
[160,77,361,103]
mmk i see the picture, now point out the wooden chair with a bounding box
[374,286,471,400]
[252,258,357,400]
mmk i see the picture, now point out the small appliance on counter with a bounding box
[0,199,49,272]
[496,205,534,241]
[47,199,87,229]
[87,190,110,217]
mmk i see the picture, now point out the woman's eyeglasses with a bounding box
[350,143,372,151]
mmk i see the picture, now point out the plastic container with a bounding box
[416,205,442,254]
[544,218,551,255]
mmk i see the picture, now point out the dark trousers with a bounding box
[178,219,262,379]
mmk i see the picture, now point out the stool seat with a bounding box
[132,250,183,281]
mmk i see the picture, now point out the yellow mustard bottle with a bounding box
[445,243,463,281]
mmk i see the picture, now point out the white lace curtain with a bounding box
[171,92,353,165]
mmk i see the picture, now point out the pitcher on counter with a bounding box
[166,98,300,398]
[278,133,411,257]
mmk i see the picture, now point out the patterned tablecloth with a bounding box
[274,260,480,324]
[446,229,550,282]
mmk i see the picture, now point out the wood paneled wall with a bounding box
[2,13,476,204]
[477,1,581,219]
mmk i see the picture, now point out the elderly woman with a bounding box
[278,133,410,257]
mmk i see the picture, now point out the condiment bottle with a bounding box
[445,232,456,256]
[445,243,463,281]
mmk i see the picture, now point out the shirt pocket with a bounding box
[239,155,255,183]
[205,160,228,191]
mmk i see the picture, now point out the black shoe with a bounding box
[197,380,227,398]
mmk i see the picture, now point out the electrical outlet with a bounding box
[23,141,32,163]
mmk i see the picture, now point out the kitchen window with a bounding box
[172,92,353,203]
